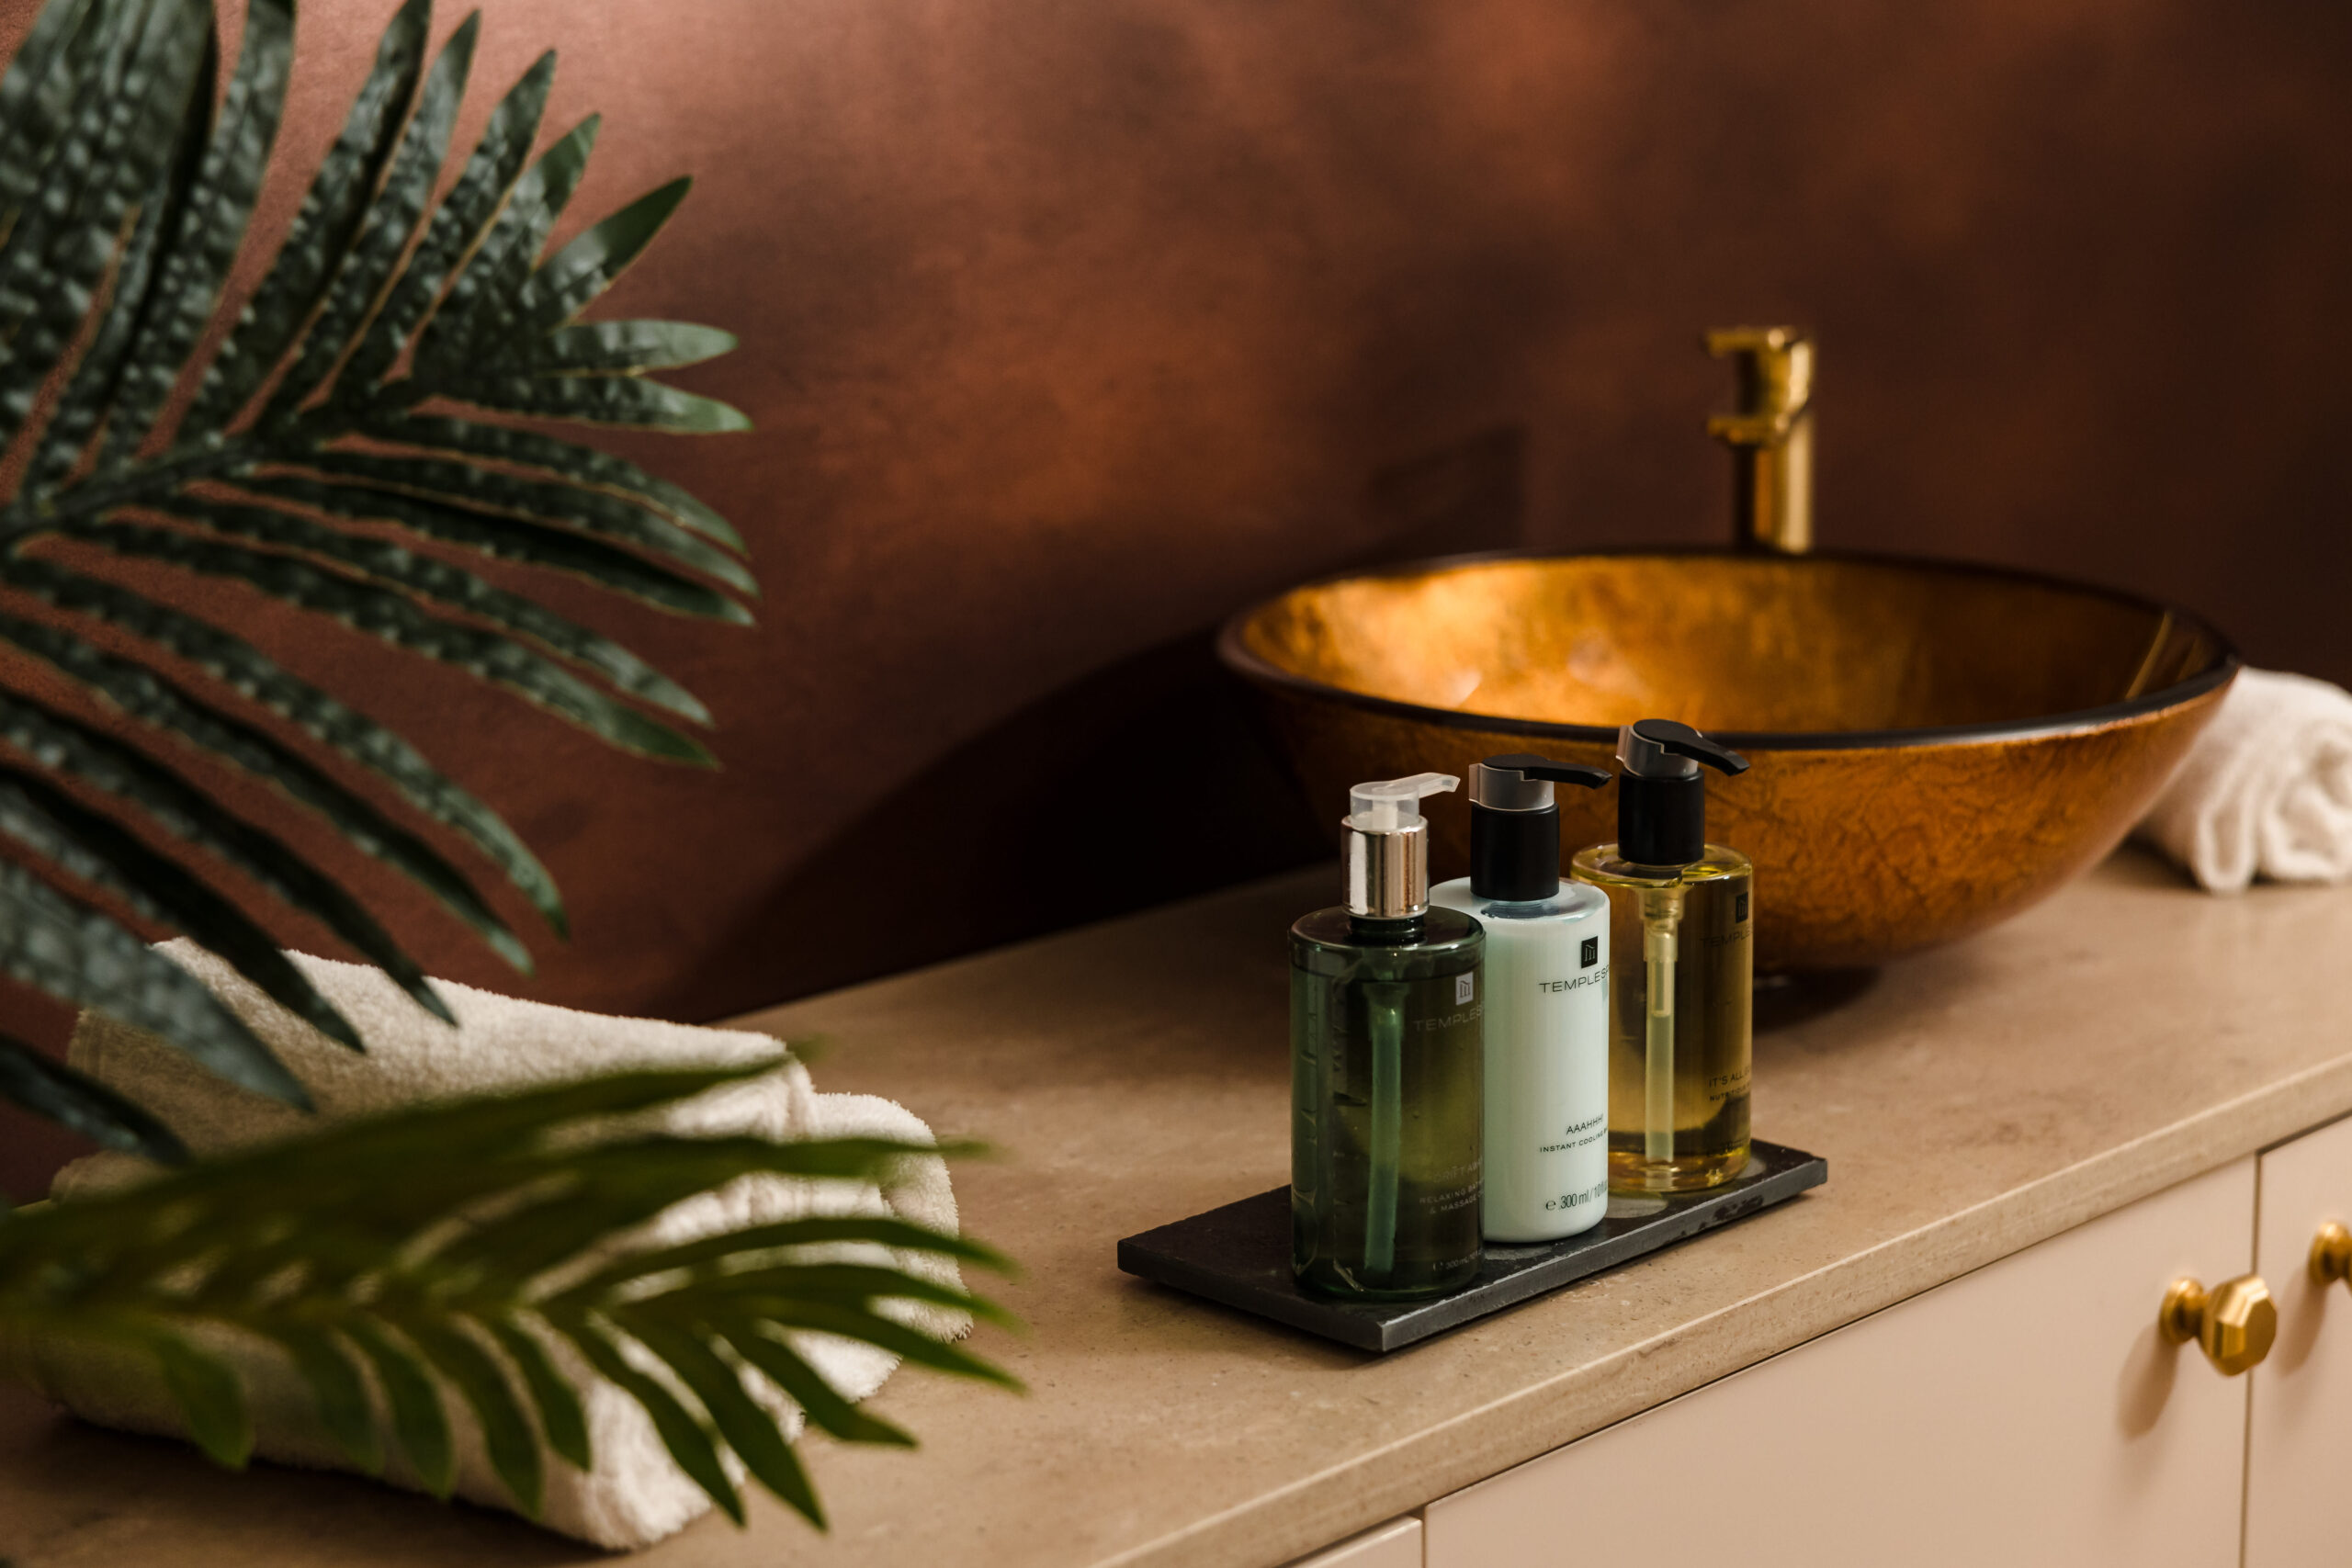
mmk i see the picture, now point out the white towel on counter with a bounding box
[2139,668,2352,893]
[29,940,967,1551]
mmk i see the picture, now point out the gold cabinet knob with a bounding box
[2160,1274,2277,1376]
[2312,1221,2352,1287]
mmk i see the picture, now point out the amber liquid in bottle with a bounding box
[1569,845,1752,1191]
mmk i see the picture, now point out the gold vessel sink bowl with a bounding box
[1226,332,2238,970]
[1221,548,2235,971]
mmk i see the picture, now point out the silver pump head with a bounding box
[1342,773,1457,919]
[1468,758,1552,812]
[1618,723,1700,781]
[1469,753,1611,812]
[1616,717,1752,780]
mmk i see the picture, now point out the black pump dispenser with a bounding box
[1468,754,1611,901]
[1615,719,1749,867]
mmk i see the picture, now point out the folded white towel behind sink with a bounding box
[35,940,967,1550]
[2139,668,2352,893]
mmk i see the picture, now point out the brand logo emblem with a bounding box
[1538,971,1605,992]
[1455,971,1475,1005]
[1736,893,1749,922]
[1580,936,1599,968]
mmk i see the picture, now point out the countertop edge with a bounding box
[1112,1050,2352,1568]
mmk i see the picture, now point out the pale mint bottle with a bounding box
[1430,755,1613,1243]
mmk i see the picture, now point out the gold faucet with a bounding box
[1705,326,1814,555]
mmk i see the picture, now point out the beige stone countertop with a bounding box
[6,848,2352,1567]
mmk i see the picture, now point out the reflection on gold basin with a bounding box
[1218,550,2237,971]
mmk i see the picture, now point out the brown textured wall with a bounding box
[2,0,2349,1190]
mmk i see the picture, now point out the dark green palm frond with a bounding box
[412,111,597,378]
[0,761,369,1053]
[128,496,713,723]
[0,603,535,972]
[359,413,746,551]
[0,556,565,936]
[0,1,1001,1534]
[0,0,754,1154]
[0,688,455,1025]
[63,517,717,763]
[98,0,293,466]
[0,1065,1017,1527]
[226,470,752,626]
[0,858,303,1109]
[0,1031,187,1161]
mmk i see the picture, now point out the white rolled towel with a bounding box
[2139,668,2352,893]
[28,940,967,1550]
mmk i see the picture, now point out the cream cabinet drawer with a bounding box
[2246,1111,2352,1567]
[1424,1158,2256,1568]
[1284,1517,1421,1568]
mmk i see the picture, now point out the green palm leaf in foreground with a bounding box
[0,1064,1019,1528]
[0,0,756,1150]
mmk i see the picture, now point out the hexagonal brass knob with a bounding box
[2160,1273,2277,1376]
[2311,1221,2352,1287]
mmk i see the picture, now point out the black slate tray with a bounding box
[1117,1140,1826,1352]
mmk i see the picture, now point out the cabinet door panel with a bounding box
[1424,1159,2255,1568]
[2246,1112,2352,1568]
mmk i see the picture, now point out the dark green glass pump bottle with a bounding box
[1292,773,1486,1301]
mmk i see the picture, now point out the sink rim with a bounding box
[1216,545,2242,753]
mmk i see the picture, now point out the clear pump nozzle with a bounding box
[1347,773,1459,833]
[1342,773,1457,918]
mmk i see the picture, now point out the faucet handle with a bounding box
[1705,325,1815,555]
